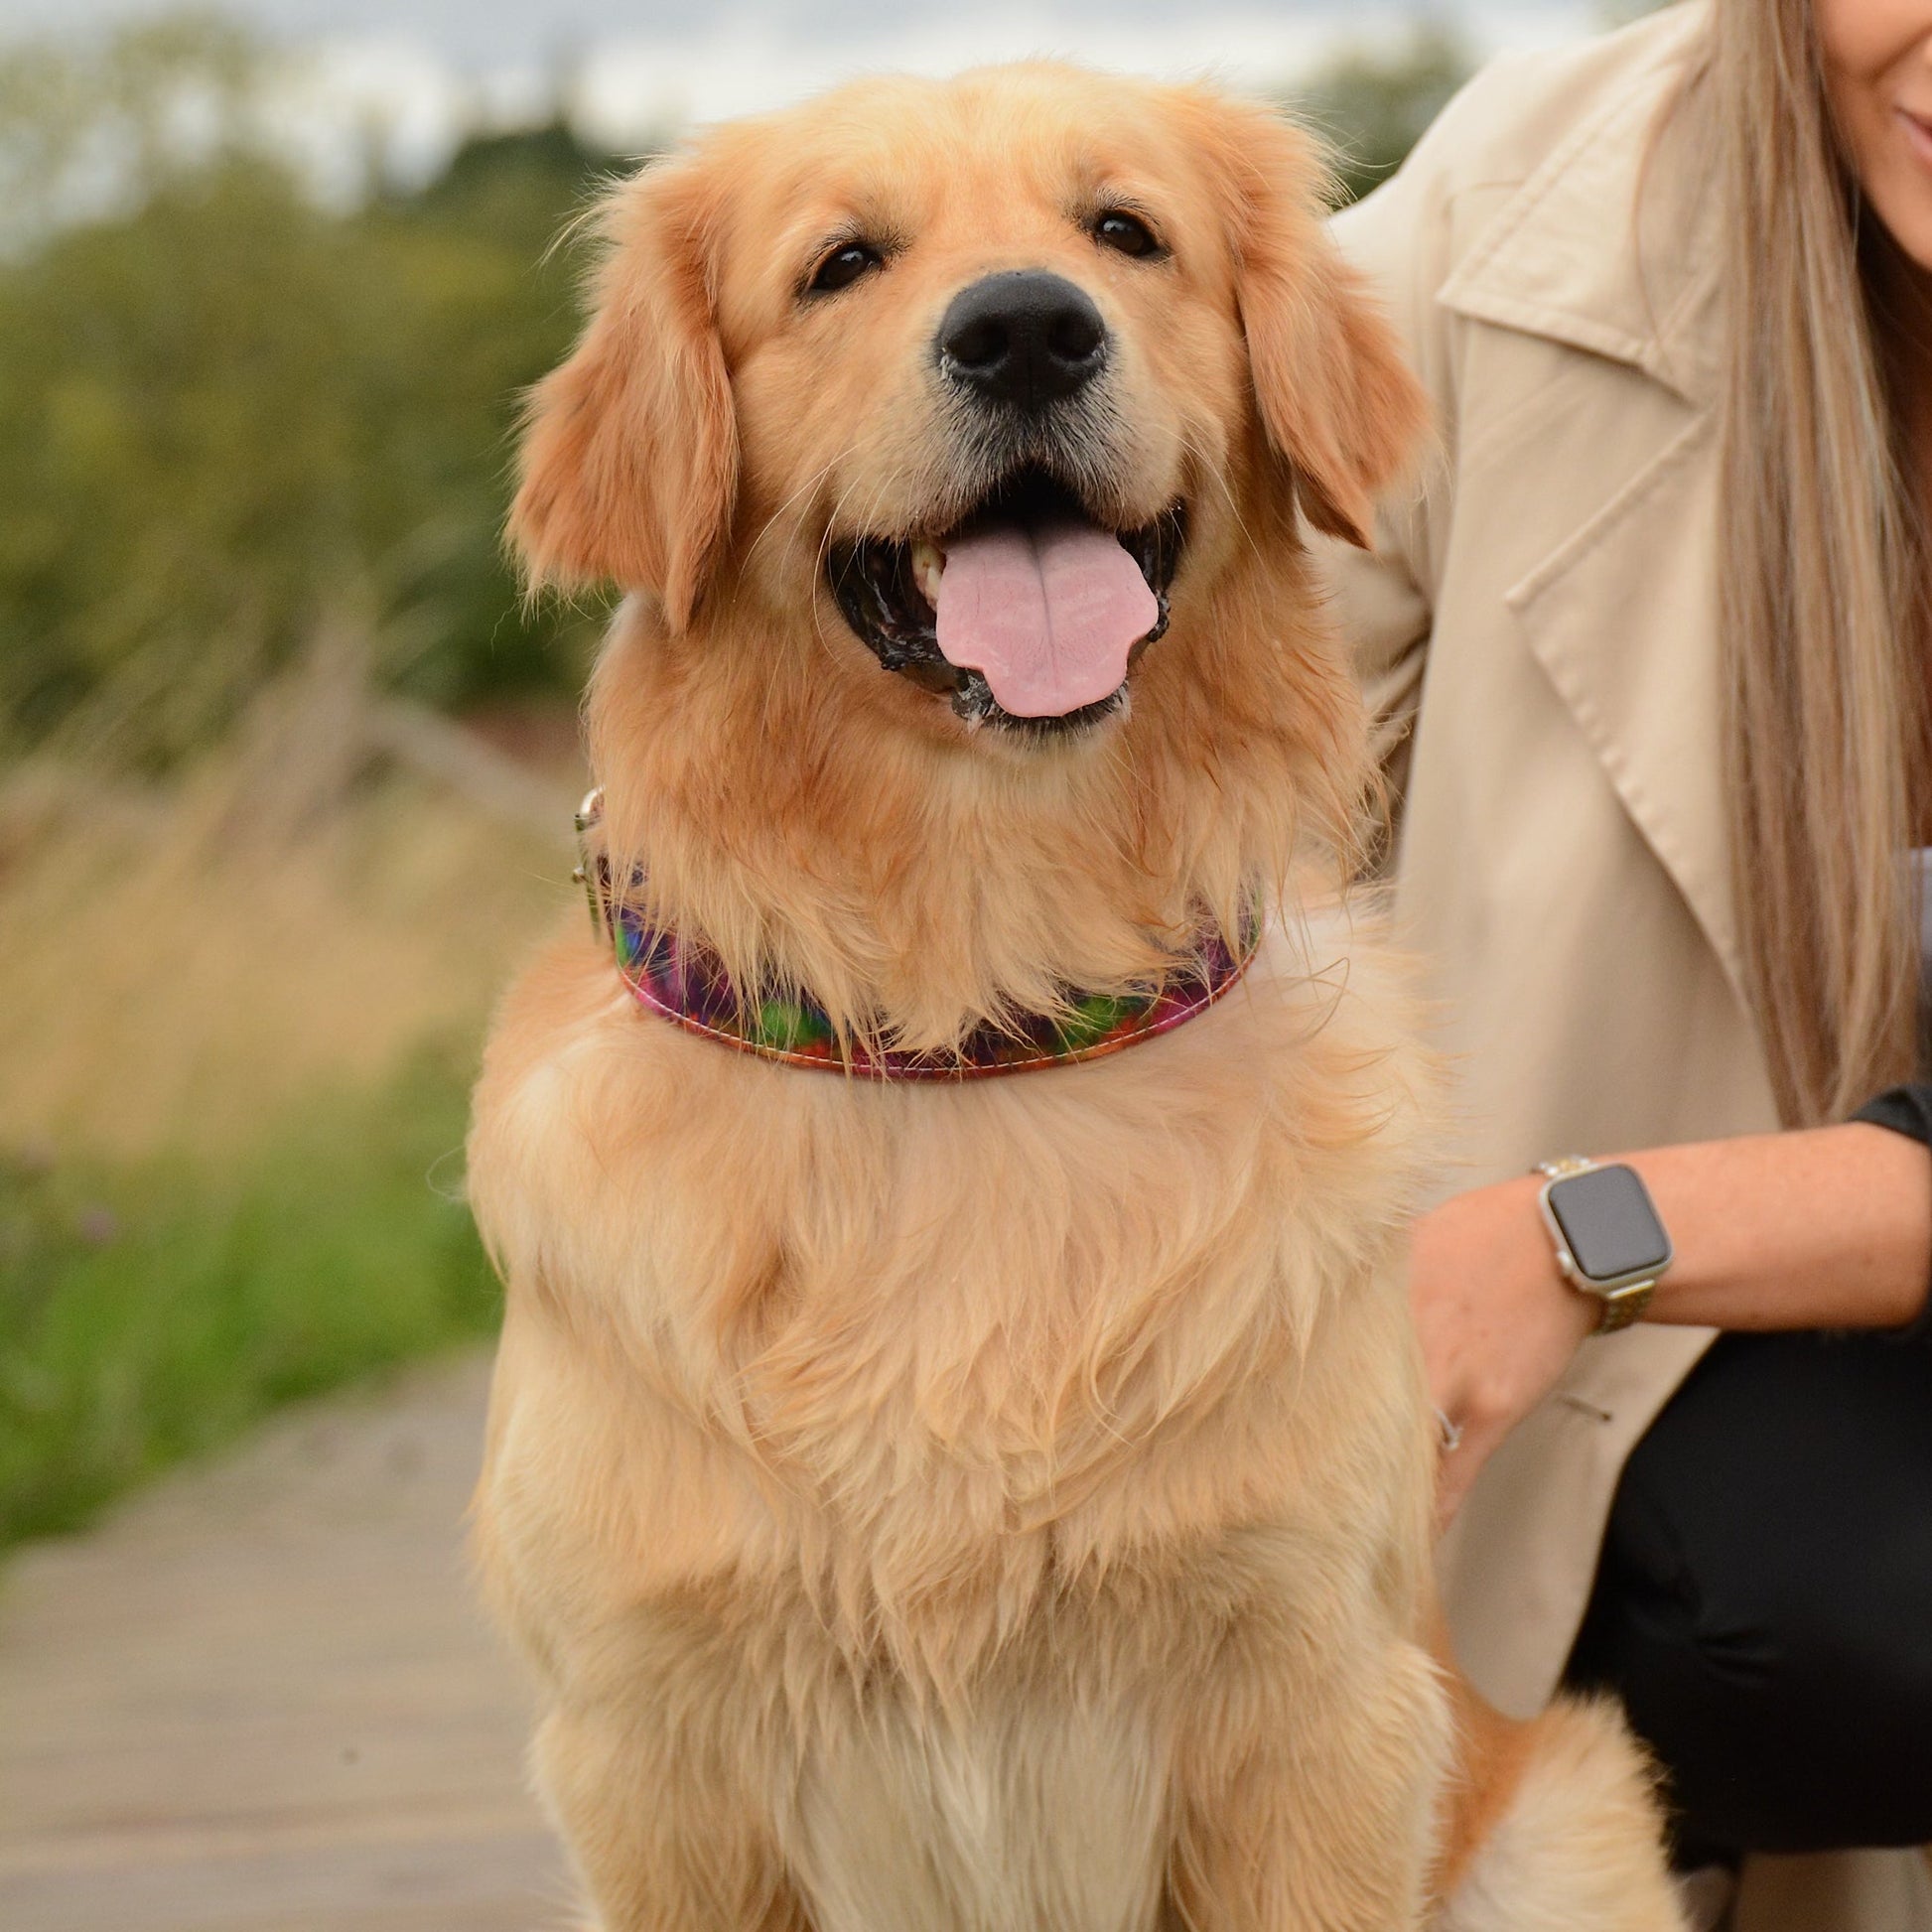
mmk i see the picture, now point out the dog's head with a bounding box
[512,65,1422,748]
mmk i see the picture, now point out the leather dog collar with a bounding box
[574,788,1259,1081]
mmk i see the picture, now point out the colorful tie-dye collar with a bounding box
[574,788,1259,1081]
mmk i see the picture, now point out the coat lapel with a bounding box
[1433,16,1746,1000]
[1503,409,1743,999]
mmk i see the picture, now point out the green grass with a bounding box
[0,1045,499,1549]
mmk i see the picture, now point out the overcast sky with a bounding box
[0,0,1596,181]
[0,0,1589,70]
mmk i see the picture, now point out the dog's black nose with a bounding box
[937,271,1106,409]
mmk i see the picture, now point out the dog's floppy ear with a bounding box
[1204,100,1426,548]
[510,154,738,628]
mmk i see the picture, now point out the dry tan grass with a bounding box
[0,650,580,1161]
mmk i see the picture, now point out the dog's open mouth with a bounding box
[828,470,1185,734]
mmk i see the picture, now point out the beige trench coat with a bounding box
[1323,7,1932,1926]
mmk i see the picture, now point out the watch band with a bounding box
[1580,1276,1658,1332]
[1533,1156,1664,1333]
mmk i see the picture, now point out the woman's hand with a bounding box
[1409,1173,1595,1527]
[1409,1123,1932,1526]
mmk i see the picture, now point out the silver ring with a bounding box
[1434,1407,1464,1454]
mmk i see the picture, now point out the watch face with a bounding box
[1547,1165,1671,1283]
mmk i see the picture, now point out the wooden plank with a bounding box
[0,1352,566,1932]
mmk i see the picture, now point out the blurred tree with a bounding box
[0,17,631,767]
[0,11,261,251]
[1290,20,1474,207]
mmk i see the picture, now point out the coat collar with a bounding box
[1437,9,1722,410]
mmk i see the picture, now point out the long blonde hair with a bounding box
[1706,0,1929,1123]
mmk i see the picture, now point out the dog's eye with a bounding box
[1093,210,1162,259]
[809,241,884,294]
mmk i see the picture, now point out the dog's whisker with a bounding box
[808,466,887,672]
[1174,428,1263,567]
[746,436,871,575]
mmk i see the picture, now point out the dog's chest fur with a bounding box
[783,1683,1172,1932]
[469,925,1436,1925]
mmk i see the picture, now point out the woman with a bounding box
[1322,3,1932,1927]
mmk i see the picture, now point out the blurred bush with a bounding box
[0,14,628,770]
[1294,21,1473,207]
[0,10,1503,769]
[0,8,1502,1547]
[1293,3,1672,207]
[0,658,569,1550]
[0,1044,496,1546]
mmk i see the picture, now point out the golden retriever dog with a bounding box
[468,64,1687,1932]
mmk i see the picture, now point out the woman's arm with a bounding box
[1414,1109,1932,1522]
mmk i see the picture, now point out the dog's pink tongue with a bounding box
[934,519,1156,718]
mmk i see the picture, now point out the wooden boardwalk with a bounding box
[7,1347,1928,1932]
[0,1352,567,1932]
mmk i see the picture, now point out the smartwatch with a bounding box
[1533,1156,1673,1332]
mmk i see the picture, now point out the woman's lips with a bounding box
[1896,105,1932,172]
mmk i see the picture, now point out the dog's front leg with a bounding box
[534,1702,813,1932]
[1167,1629,1449,1932]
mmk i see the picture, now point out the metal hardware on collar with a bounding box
[573,787,605,934]
[572,786,1261,1080]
